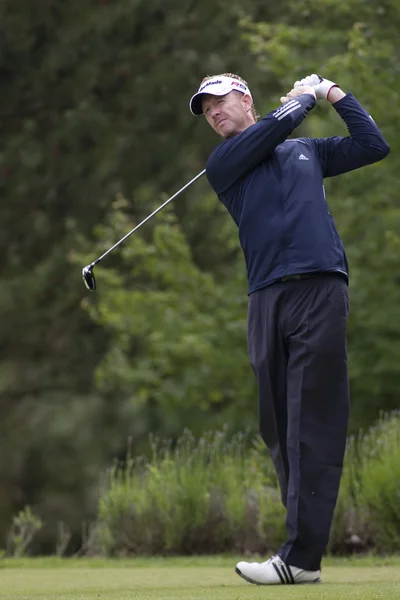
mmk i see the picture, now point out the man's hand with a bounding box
[280,85,316,104]
[293,74,338,101]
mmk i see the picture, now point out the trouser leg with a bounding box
[247,287,290,506]
[278,276,350,571]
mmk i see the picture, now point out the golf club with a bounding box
[82,169,206,291]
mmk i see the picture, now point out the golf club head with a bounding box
[82,265,96,291]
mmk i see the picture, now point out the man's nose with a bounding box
[211,104,221,119]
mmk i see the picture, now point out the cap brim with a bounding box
[189,93,205,116]
[189,87,232,116]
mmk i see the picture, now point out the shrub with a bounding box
[94,411,400,556]
[328,435,369,554]
[357,411,400,552]
[6,506,43,557]
[95,429,285,556]
[329,411,400,555]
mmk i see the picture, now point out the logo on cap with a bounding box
[199,79,223,92]
[230,81,247,90]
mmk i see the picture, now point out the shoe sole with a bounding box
[235,567,321,585]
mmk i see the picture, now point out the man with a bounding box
[189,73,389,584]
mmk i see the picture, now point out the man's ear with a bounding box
[241,93,253,112]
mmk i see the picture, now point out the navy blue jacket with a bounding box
[206,93,390,294]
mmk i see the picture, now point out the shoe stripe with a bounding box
[272,562,287,584]
[279,563,291,584]
[282,563,295,584]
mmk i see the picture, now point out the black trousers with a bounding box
[248,273,350,571]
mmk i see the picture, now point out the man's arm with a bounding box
[310,91,390,177]
[206,91,316,195]
[293,75,390,177]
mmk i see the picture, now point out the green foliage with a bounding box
[327,434,367,554]
[6,507,43,558]
[95,414,400,556]
[329,412,400,554]
[95,429,285,556]
[78,196,255,442]
[0,0,269,551]
[357,412,400,552]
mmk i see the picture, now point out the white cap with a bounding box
[189,75,252,116]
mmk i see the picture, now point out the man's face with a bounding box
[201,91,253,138]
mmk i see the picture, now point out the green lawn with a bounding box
[0,556,399,600]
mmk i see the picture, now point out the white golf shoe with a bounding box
[235,555,321,585]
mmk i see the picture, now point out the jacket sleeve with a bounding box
[206,93,316,195]
[307,93,390,178]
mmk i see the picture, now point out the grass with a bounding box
[0,556,400,599]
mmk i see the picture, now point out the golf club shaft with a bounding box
[91,169,206,267]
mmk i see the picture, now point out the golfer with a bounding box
[189,73,389,584]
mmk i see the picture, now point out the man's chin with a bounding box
[220,126,236,139]
[218,123,239,139]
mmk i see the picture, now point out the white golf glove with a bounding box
[294,74,338,100]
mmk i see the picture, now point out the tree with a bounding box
[0,0,276,551]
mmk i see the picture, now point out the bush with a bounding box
[328,435,368,554]
[358,412,400,552]
[95,429,285,556]
[329,411,400,554]
[6,506,43,557]
[93,412,400,556]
